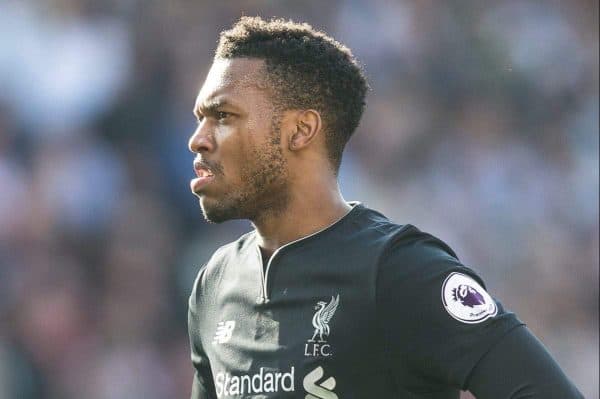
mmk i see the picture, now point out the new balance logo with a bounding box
[303,366,338,399]
[213,321,235,344]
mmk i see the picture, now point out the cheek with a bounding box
[243,120,266,145]
[245,107,272,132]
[216,113,275,179]
[216,126,253,179]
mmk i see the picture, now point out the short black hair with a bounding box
[215,16,368,171]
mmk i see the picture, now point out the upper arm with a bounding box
[465,325,583,398]
[376,226,523,391]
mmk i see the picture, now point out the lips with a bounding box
[191,160,216,194]
[194,165,213,179]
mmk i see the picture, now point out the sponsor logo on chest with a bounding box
[211,295,341,397]
[303,366,338,399]
[214,367,295,397]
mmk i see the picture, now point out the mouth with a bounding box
[191,160,216,194]
[194,163,214,179]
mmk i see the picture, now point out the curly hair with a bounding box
[215,16,368,171]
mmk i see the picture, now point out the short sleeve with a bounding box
[188,266,217,399]
[376,225,523,392]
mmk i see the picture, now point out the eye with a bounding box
[195,115,204,124]
[217,111,229,121]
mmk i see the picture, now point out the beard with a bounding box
[200,121,290,224]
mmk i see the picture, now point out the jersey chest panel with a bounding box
[199,248,395,398]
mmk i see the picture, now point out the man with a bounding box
[187,16,582,399]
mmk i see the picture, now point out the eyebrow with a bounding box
[193,99,233,118]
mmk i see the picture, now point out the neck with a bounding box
[252,179,351,257]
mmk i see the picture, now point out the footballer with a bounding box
[187,16,583,398]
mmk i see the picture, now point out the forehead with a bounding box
[195,58,269,108]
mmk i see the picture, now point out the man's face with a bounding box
[189,58,290,223]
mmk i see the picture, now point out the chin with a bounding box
[200,197,241,223]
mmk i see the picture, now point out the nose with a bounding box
[188,121,215,154]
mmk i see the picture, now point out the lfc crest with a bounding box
[305,295,339,357]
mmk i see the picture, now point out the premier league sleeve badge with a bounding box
[441,272,498,324]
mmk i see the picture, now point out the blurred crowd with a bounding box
[0,0,597,398]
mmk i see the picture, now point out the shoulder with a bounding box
[350,205,459,271]
[341,204,414,251]
[378,223,462,278]
[375,223,502,325]
[374,222,523,388]
[205,230,256,274]
[188,230,256,310]
[374,221,492,311]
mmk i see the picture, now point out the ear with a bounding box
[288,109,322,151]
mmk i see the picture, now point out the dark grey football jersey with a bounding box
[188,203,522,398]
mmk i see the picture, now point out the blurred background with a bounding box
[0,0,597,398]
